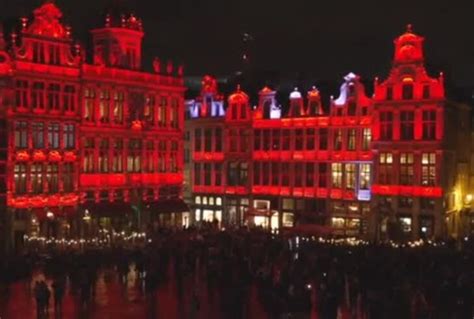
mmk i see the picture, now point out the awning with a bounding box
[82,201,134,217]
[144,199,189,214]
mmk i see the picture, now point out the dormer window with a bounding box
[33,42,45,63]
[263,100,272,119]
[386,86,393,100]
[240,104,247,119]
[402,84,413,100]
[231,103,238,120]
[423,85,430,99]
[308,101,319,115]
[48,45,60,65]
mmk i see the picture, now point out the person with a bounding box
[52,276,66,316]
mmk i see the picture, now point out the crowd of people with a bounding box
[0,226,473,319]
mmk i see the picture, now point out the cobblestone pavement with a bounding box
[0,263,269,319]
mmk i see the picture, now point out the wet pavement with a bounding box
[0,263,270,319]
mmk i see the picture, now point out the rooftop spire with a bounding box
[406,23,413,33]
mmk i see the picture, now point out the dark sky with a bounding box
[2,0,474,87]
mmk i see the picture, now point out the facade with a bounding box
[0,2,186,253]
[187,26,471,240]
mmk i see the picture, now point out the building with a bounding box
[187,26,471,240]
[0,2,186,253]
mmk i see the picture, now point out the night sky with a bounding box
[1,0,474,89]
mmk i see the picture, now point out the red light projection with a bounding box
[372,185,442,198]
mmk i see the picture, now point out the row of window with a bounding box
[16,80,76,112]
[379,110,437,140]
[14,121,75,149]
[378,152,437,186]
[13,163,74,194]
[386,83,431,101]
[83,88,180,128]
[254,128,371,152]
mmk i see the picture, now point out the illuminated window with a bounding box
[14,164,27,194]
[362,128,371,151]
[331,163,343,188]
[380,111,393,140]
[421,153,436,186]
[400,111,414,140]
[63,124,75,149]
[14,121,28,149]
[345,163,356,190]
[63,85,76,112]
[83,151,94,173]
[333,129,343,151]
[402,84,413,100]
[295,129,304,151]
[422,110,436,140]
[84,88,95,121]
[204,163,212,185]
[282,213,294,227]
[158,97,167,127]
[47,84,61,111]
[359,164,371,190]
[347,129,356,151]
[400,153,414,185]
[113,92,125,124]
[379,153,393,184]
[318,163,328,187]
[306,129,315,150]
[46,163,59,193]
[127,139,141,173]
[31,163,43,194]
[31,82,45,109]
[399,217,412,233]
[15,80,29,108]
[194,129,202,152]
[144,95,155,123]
[331,217,345,229]
[47,123,60,149]
[99,90,111,123]
[319,128,328,150]
[195,196,201,204]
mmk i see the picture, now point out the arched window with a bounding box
[240,104,247,119]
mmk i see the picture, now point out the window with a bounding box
[362,128,371,151]
[31,82,45,109]
[63,85,76,112]
[47,83,61,111]
[170,141,179,173]
[347,129,356,151]
[32,122,44,149]
[422,153,436,186]
[48,45,60,65]
[379,153,393,184]
[31,163,43,194]
[306,163,315,187]
[63,124,75,149]
[262,129,271,151]
[421,198,435,210]
[15,80,28,108]
[112,148,123,173]
[399,197,413,208]
[127,139,141,173]
[83,151,94,173]
[215,163,222,186]
[240,104,247,119]
[263,100,272,119]
[331,163,343,188]
[380,111,393,140]
[170,97,179,129]
[345,163,356,190]
[46,163,59,193]
[204,128,212,152]
[14,164,27,194]
[215,128,222,152]
[294,163,303,187]
[204,163,212,185]
[271,129,280,150]
[231,103,238,120]
[400,111,414,140]
[32,42,45,63]
[158,97,167,127]
[319,128,328,150]
[113,91,124,124]
[422,110,436,140]
[333,129,343,151]
[14,121,28,149]
[400,153,414,185]
[144,95,155,123]
[262,162,270,185]
[282,130,290,151]
[253,162,261,185]
[228,129,237,152]
[359,164,371,190]
[348,101,356,116]
[271,162,280,185]
[47,123,60,149]
[319,163,328,187]
[254,130,261,150]
[295,129,304,151]
[399,217,412,234]
[194,129,202,152]
[281,163,290,186]
[308,100,320,115]
[306,129,315,150]
[84,88,95,121]
[402,84,413,100]
[158,141,166,172]
[239,162,249,185]
[99,90,111,123]
[386,86,393,100]
[194,163,201,185]
[423,85,430,99]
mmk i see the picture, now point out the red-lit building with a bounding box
[187,26,471,240]
[0,2,186,252]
